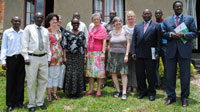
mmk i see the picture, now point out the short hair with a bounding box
[91,13,101,21]
[173,0,183,9]
[126,10,136,21]
[112,16,122,23]
[126,10,136,17]
[45,13,59,28]
[71,17,79,23]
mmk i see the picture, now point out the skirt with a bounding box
[106,52,128,75]
[85,51,106,78]
[63,53,85,95]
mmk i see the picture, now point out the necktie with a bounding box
[175,16,179,27]
[144,22,147,33]
[37,27,44,51]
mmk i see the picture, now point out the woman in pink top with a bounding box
[85,13,107,97]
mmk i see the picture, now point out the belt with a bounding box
[28,53,46,57]
[7,54,22,58]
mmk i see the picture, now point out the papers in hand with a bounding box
[151,47,156,60]
[174,23,189,44]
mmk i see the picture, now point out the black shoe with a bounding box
[39,105,47,110]
[165,98,176,105]
[28,107,36,112]
[182,98,189,107]
[149,95,155,101]
[16,104,25,108]
[137,93,147,99]
[6,106,14,112]
[101,84,106,89]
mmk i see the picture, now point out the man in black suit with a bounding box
[162,1,198,107]
[130,9,161,101]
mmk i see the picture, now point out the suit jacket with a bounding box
[162,14,198,59]
[130,20,161,58]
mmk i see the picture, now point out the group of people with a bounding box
[1,1,198,112]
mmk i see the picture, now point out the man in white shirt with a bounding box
[66,12,88,45]
[21,12,51,112]
[1,16,25,112]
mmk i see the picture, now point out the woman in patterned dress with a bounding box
[45,13,63,102]
[62,18,86,98]
[85,13,107,97]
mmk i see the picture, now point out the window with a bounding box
[93,0,125,23]
[25,0,45,26]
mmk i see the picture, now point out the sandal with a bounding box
[114,92,120,98]
[46,94,52,102]
[121,94,127,100]
[53,93,60,100]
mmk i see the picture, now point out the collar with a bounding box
[10,27,23,33]
[144,20,151,24]
[153,18,164,23]
[173,14,183,19]
[34,24,42,29]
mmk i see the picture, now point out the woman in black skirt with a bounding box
[62,18,86,97]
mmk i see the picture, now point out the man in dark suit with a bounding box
[162,1,198,107]
[131,9,161,101]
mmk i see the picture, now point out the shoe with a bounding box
[137,93,147,99]
[95,94,101,97]
[165,98,176,105]
[6,106,14,112]
[101,84,106,89]
[28,107,36,112]
[149,95,155,101]
[114,92,120,98]
[39,105,47,110]
[182,98,189,107]
[53,93,60,100]
[16,104,25,108]
[85,90,95,96]
[46,94,52,102]
[121,94,127,100]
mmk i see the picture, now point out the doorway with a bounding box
[45,0,54,17]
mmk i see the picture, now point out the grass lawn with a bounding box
[0,76,200,112]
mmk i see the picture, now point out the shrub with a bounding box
[158,58,196,78]
[0,64,6,76]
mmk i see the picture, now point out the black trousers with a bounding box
[165,52,191,100]
[6,55,25,107]
[135,58,156,96]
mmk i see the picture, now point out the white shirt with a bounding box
[66,21,88,44]
[0,27,23,65]
[21,24,51,61]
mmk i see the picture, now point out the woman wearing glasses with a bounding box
[62,18,86,98]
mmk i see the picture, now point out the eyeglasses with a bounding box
[72,22,80,25]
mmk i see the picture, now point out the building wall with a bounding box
[3,0,24,30]
[54,0,93,29]
[0,0,4,36]
[126,0,185,24]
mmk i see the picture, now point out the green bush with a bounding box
[0,64,6,76]
[158,58,196,78]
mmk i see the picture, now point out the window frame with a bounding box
[24,0,46,27]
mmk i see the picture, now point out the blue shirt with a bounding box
[160,22,167,44]
[0,27,23,64]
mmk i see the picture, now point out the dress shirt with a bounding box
[66,21,88,44]
[169,14,183,37]
[0,27,23,65]
[144,20,151,29]
[173,14,183,24]
[21,24,51,61]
